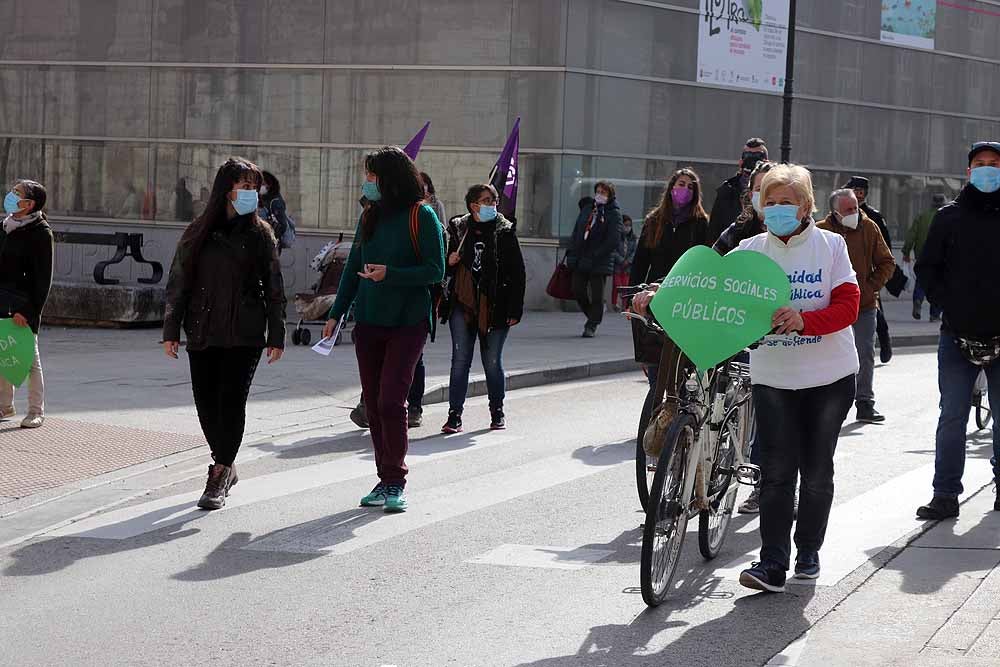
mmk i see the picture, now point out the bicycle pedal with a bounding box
[736,464,761,486]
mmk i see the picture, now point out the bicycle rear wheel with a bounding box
[640,413,695,607]
[975,390,992,430]
[698,405,742,559]
[636,387,655,511]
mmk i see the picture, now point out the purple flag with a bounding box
[489,118,520,221]
[403,122,430,161]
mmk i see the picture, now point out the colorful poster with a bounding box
[697,0,790,93]
[881,0,936,50]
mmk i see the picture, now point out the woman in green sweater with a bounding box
[325,147,445,513]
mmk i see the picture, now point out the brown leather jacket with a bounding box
[818,212,895,312]
[163,214,286,350]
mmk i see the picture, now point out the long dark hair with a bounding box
[261,170,281,203]
[642,168,708,248]
[420,171,436,196]
[733,160,775,229]
[179,157,268,274]
[361,146,424,242]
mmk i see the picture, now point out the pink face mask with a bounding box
[671,186,694,207]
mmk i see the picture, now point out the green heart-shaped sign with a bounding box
[650,245,791,370]
[0,318,37,387]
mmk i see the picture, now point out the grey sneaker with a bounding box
[197,464,233,510]
[20,413,43,429]
[1,406,15,420]
[738,488,761,514]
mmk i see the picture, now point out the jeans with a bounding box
[188,347,262,466]
[448,310,510,413]
[932,334,1000,497]
[408,355,425,414]
[571,270,608,328]
[913,280,943,320]
[354,321,428,487]
[852,307,878,411]
[0,339,44,415]
[754,374,855,570]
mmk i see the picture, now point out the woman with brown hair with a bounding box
[630,168,710,458]
[163,157,286,510]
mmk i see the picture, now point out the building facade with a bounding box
[1,0,996,306]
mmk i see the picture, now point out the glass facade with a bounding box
[0,0,996,267]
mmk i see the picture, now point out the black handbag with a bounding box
[631,317,663,365]
[885,265,908,298]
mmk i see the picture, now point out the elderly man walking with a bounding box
[819,189,895,423]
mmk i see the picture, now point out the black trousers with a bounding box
[188,346,262,467]
[571,270,608,328]
[876,304,891,351]
[754,374,855,570]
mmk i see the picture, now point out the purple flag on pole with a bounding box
[489,117,520,221]
[403,122,430,161]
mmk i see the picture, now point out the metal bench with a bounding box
[53,231,164,286]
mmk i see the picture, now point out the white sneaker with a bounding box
[20,413,43,429]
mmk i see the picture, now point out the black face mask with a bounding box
[741,151,763,173]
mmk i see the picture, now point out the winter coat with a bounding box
[903,207,936,261]
[915,184,1000,339]
[567,199,622,276]
[630,209,710,284]
[164,213,286,351]
[0,217,54,334]
[817,212,896,312]
[713,211,766,256]
[708,174,745,243]
[613,230,638,273]
[442,212,526,329]
[259,194,289,249]
[860,203,892,248]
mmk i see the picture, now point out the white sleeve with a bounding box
[830,234,858,288]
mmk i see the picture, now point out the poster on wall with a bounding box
[696,0,791,93]
[880,0,936,50]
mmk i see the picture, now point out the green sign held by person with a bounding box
[0,318,37,387]
[650,245,791,370]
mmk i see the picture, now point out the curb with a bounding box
[421,357,638,406]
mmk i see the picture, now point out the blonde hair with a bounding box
[760,163,817,215]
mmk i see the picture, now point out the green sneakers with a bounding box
[359,484,387,507]
[384,485,408,513]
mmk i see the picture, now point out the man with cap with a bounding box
[708,137,768,243]
[845,175,894,363]
[904,193,947,321]
[915,141,1000,520]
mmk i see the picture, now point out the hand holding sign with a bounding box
[0,318,37,387]
[649,246,791,370]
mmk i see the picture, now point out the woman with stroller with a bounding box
[324,147,445,513]
[163,157,286,510]
[440,184,526,433]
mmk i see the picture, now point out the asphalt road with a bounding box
[2,347,996,666]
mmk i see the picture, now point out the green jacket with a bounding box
[330,204,445,328]
[903,207,935,260]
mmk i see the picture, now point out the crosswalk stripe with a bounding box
[47,431,520,541]
[713,461,997,586]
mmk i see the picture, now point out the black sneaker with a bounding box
[739,561,786,593]
[442,411,463,434]
[490,409,506,430]
[912,304,922,320]
[794,551,820,580]
[582,325,596,338]
[857,407,886,424]
[407,410,423,429]
[350,401,369,429]
[916,496,959,520]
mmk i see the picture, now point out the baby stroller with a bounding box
[291,234,354,346]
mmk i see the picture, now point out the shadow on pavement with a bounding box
[571,440,634,467]
[172,508,386,582]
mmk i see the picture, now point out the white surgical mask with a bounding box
[751,191,763,215]
[594,194,608,206]
[840,212,859,229]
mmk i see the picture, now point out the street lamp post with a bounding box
[780,0,798,163]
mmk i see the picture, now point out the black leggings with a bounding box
[188,346,262,466]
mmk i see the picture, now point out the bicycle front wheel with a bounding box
[636,387,655,511]
[640,413,695,607]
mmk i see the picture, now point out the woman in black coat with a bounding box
[163,157,286,511]
[0,180,54,429]
[567,180,622,338]
[440,184,526,433]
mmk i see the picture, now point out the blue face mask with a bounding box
[362,180,382,202]
[970,166,1000,194]
[4,191,21,216]
[477,205,498,222]
[232,189,258,216]
[763,204,802,236]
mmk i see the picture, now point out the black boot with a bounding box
[916,496,959,520]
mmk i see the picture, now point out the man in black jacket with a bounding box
[708,137,768,243]
[567,181,622,338]
[845,175,894,363]
[914,141,1000,520]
